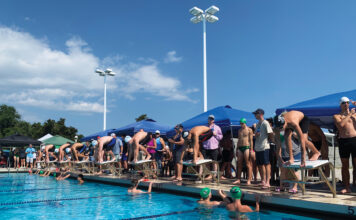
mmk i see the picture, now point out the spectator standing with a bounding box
[333,97,356,194]
[112,133,123,162]
[19,147,26,168]
[253,108,273,189]
[202,115,223,180]
[155,130,166,175]
[25,144,36,168]
[168,124,185,182]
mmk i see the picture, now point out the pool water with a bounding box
[0,173,318,219]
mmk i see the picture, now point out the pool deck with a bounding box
[1,168,356,218]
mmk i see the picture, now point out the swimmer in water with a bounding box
[218,186,260,213]
[128,178,153,194]
[197,187,222,206]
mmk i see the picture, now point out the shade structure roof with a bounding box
[80,128,118,142]
[38,133,53,142]
[275,89,356,129]
[41,135,74,146]
[115,119,171,136]
[0,134,41,146]
[167,105,258,137]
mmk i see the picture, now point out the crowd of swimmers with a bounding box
[24,96,356,195]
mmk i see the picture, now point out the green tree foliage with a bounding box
[0,105,21,137]
[0,104,82,140]
[135,114,148,122]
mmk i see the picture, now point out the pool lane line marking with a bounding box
[0,194,124,206]
[121,208,198,220]
[0,187,69,193]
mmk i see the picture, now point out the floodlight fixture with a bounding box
[188,5,219,112]
[189,6,203,16]
[94,67,115,130]
[206,15,219,23]
[190,15,203,24]
[205,5,219,15]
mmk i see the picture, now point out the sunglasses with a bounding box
[341,102,349,105]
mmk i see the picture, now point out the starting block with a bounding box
[74,160,93,174]
[283,160,336,198]
[96,160,121,176]
[182,159,220,184]
[128,160,154,178]
[59,161,72,170]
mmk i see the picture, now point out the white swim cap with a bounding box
[111,133,116,137]
[183,131,189,139]
[65,148,71,153]
[55,148,59,153]
[41,146,45,151]
[91,140,98,146]
[124,136,132,143]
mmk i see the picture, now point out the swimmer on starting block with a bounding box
[72,141,90,162]
[128,178,153,194]
[182,126,214,164]
[274,110,320,167]
[59,142,72,162]
[128,130,152,163]
[97,135,117,163]
[45,144,58,163]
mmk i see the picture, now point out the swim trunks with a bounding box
[238,146,250,154]
[201,148,218,161]
[199,129,213,143]
[299,116,310,134]
[338,137,356,159]
[139,134,151,146]
[104,138,116,151]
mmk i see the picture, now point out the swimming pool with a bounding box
[0,173,318,219]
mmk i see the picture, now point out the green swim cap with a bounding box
[230,186,242,199]
[39,170,43,174]
[240,118,247,124]
[53,173,56,177]
[200,187,211,199]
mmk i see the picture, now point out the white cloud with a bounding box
[0,26,197,114]
[164,50,182,63]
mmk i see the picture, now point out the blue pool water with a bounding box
[0,173,318,219]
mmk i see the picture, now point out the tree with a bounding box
[0,104,83,140]
[135,114,148,122]
[0,105,21,137]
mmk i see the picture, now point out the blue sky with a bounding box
[0,0,355,136]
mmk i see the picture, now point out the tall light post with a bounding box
[189,5,219,112]
[95,68,115,131]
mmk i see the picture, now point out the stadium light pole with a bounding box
[95,68,115,131]
[189,5,219,112]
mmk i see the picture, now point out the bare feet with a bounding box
[246,180,251,185]
[205,175,213,180]
[146,155,151,160]
[310,151,321,161]
[340,188,351,194]
[232,179,240,185]
[220,176,227,180]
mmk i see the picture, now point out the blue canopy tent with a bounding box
[116,119,171,136]
[81,128,119,142]
[276,89,356,130]
[167,105,258,137]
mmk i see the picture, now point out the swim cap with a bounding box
[230,186,242,199]
[273,114,285,129]
[53,173,56,177]
[240,118,247,124]
[39,170,44,174]
[182,131,189,139]
[91,140,98,146]
[200,187,211,199]
[65,148,71,153]
[111,133,116,137]
[55,149,59,153]
[41,146,45,151]
[124,136,132,143]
